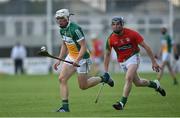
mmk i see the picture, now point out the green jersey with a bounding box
[161,33,173,53]
[59,22,90,59]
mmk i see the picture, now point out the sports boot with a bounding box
[154,80,166,96]
[56,107,70,112]
[112,102,124,110]
[101,72,114,87]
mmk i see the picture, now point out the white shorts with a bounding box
[162,52,171,62]
[64,55,92,74]
[93,57,102,64]
[119,54,140,72]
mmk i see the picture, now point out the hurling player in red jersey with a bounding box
[104,17,166,110]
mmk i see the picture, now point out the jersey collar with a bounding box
[60,21,71,30]
[113,28,124,36]
[66,21,71,28]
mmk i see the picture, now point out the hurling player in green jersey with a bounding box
[53,9,114,112]
[157,27,178,85]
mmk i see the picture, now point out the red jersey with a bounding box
[106,28,144,62]
[92,39,103,57]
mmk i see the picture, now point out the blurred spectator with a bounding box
[91,34,104,75]
[11,42,27,74]
[157,27,178,85]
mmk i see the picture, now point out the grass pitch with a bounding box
[0,73,180,117]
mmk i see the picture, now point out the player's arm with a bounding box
[139,41,160,72]
[104,38,112,72]
[73,28,86,64]
[58,41,67,59]
[53,41,67,70]
[104,50,111,72]
[171,38,179,60]
[158,45,163,58]
[139,41,155,62]
[76,39,86,62]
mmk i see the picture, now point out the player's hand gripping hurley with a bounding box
[38,47,80,67]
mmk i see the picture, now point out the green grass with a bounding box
[0,73,180,117]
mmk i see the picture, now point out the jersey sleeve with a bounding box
[73,27,85,42]
[168,35,174,45]
[105,37,112,51]
[133,31,144,44]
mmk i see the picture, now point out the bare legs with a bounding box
[157,61,178,85]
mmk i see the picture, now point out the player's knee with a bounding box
[125,76,133,82]
[58,76,67,83]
